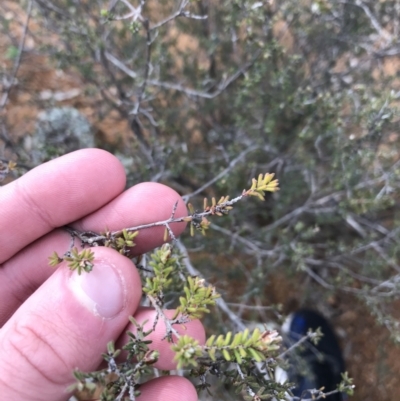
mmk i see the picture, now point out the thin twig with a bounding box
[131,18,152,116]
[147,294,181,340]
[236,363,256,398]
[65,188,253,247]
[277,333,313,360]
[341,0,392,42]
[147,49,261,99]
[150,0,206,31]
[0,0,33,111]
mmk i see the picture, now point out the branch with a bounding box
[150,0,207,31]
[350,1,392,43]
[147,294,181,340]
[131,18,152,116]
[147,50,261,99]
[0,0,33,111]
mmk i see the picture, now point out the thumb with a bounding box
[0,247,141,401]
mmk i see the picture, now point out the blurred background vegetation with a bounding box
[2,0,400,399]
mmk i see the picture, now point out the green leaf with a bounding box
[222,349,231,361]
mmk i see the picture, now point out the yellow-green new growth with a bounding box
[203,195,233,216]
[49,248,95,274]
[171,335,203,369]
[338,372,355,396]
[64,248,95,274]
[115,229,139,254]
[185,173,278,237]
[172,328,282,369]
[187,202,211,236]
[246,173,279,200]
[205,327,281,364]
[48,251,63,267]
[174,276,220,320]
[143,244,177,298]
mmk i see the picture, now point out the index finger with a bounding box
[0,149,126,264]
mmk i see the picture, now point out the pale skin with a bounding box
[0,148,206,401]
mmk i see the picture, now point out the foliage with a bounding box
[59,175,297,400]
[2,0,400,399]
[49,248,95,274]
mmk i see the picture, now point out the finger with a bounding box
[116,307,206,371]
[0,247,141,401]
[0,148,126,263]
[138,376,198,401]
[0,183,187,325]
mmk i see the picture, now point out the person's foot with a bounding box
[280,309,347,401]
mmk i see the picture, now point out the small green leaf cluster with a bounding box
[171,335,204,369]
[143,244,177,298]
[309,326,323,346]
[49,248,95,274]
[174,276,220,320]
[99,228,139,255]
[205,328,282,364]
[65,248,95,274]
[114,229,139,254]
[203,196,233,216]
[242,386,275,401]
[122,316,154,360]
[245,173,279,201]
[171,328,282,370]
[187,196,234,236]
[48,229,138,269]
[123,317,160,366]
[337,372,355,396]
[99,9,115,22]
[187,203,212,236]
[48,251,64,267]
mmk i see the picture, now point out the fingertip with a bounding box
[64,148,127,192]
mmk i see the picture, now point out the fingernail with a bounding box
[69,259,125,318]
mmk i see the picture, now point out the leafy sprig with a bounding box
[205,327,281,363]
[244,173,279,201]
[114,229,139,254]
[48,173,279,268]
[174,276,220,320]
[171,328,282,369]
[142,244,177,298]
[49,248,95,274]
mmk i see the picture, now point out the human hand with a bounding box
[0,149,205,401]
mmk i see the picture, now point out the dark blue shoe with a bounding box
[281,309,347,401]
